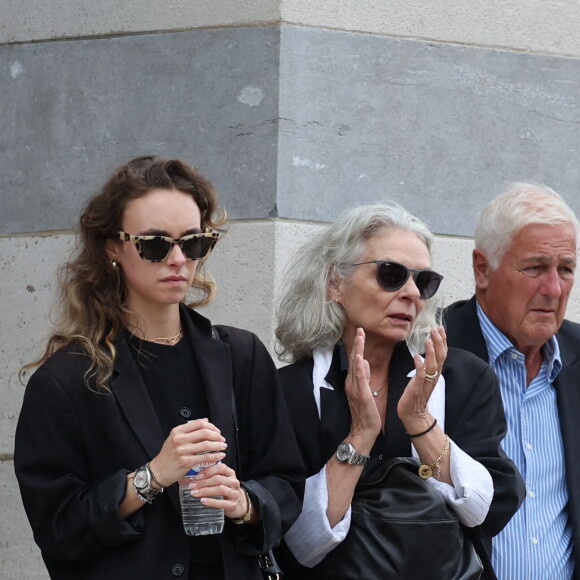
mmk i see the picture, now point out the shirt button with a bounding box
[526,442,532,450]
[378,454,384,461]
[172,563,185,576]
[511,353,518,360]
[179,407,192,418]
[528,490,535,498]
[531,537,539,545]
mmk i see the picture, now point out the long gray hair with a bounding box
[276,203,440,362]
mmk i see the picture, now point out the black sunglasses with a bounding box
[117,229,219,262]
[351,260,443,299]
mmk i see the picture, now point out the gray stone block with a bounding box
[1,27,280,234]
[277,27,580,235]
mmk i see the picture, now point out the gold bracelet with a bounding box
[418,435,450,480]
[232,486,253,524]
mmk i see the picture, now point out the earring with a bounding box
[111,260,119,269]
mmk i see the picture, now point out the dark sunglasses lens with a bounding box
[139,238,172,261]
[376,262,409,291]
[416,271,443,299]
[182,236,215,260]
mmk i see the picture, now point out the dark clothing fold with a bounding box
[278,343,525,579]
[14,306,304,580]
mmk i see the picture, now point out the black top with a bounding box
[128,332,217,579]
[127,332,209,436]
[326,344,411,480]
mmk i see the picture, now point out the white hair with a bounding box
[475,182,580,269]
[275,202,441,362]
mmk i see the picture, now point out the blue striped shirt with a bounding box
[477,303,574,580]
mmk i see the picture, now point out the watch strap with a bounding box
[351,450,368,466]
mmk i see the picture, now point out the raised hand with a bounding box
[344,328,382,445]
[397,326,447,432]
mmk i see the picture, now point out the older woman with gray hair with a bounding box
[275,203,525,580]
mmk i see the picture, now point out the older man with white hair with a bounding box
[445,183,580,580]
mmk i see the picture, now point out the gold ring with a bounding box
[425,370,439,382]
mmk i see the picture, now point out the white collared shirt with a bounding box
[284,347,494,567]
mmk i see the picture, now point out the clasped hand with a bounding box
[149,418,249,520]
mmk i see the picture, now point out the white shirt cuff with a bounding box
[426,439,494,527]
[284,465,351,567]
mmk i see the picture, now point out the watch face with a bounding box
[134,468,149,490]
[336,442,353,462]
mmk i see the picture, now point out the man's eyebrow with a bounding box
[519,255,577,265]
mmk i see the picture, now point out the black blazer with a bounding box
[278,343,525,580]
[445,296,580,580]
[14,306,304,580]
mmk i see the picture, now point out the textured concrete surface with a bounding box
[0,460,46,579]
[1,26,280,234]
[5,0,580,57]
[0,235,75,456]
[1,0,279,43]
[277,26,580,236]
[281,0,580,57]
[3,25,579,237]
[0,234,71,579]
[199,220,280,352]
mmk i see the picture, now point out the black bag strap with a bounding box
[211,326,283,580]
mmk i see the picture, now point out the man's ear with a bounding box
[473,249,491,290]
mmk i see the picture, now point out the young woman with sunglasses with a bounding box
[14,156,304,580]
[275,203,524,579]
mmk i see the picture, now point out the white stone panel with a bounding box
[197,220,278,352]
[280,0,580,57]
[0,461,47,579]
[0,234,75,456]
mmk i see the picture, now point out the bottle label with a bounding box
[185,453,221,477]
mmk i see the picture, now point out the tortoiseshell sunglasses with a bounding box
[117,229,219,262]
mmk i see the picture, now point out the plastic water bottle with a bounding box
[179,458,224,536]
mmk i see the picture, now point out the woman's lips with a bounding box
[161,276,188,286]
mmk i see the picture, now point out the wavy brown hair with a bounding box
[24,156,227,391]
